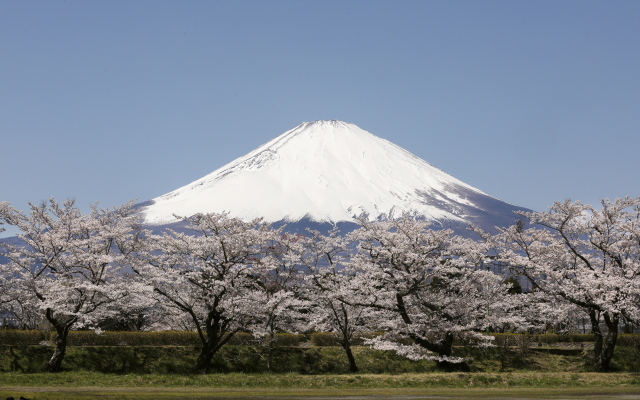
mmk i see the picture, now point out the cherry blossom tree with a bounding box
[133,212,276,374]
[349,215,520,371]
[300,227,372,373]
[1,285,48,330]
[0,209,13,308]
[493,197,640,371]
[246,232,309,371]
[0,198,146,372]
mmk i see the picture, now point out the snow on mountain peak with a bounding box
[140,121,504,227]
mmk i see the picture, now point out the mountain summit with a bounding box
[139,120,528,234]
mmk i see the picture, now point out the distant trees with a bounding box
[1,196,638,374]
[503,277,522,295]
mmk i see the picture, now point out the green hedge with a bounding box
[617,334,640,348]
[534,333,596,343]
[0,330,45,345]
[353,332,383,346]
[48,331,260,347]
[489,333,640,345]
[46,331,307,347]
[490,333,593,345]
[309,332,383,346]
[3,329,637,348]
[310,332,341,346]
[228,332,255,345]
[267,333,304,347]
[566,333,596,342]
[490,333,534,351]
[50,331,199,346]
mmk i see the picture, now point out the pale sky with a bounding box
[2,0,639,237]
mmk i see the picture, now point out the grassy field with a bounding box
[1,343,639,374]
[1,344,639,399]
[1,387,640,400]
[1,374,640,400]
[1,370,640,388]
[1,372,640,400]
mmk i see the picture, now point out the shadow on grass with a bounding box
[1,343,639,375]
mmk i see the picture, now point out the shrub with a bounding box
[49,331,202,346]
[310,332,342,346]
[492,333,530,349]
[567,333,595,342]
[0,330,45,345]
[309,332,387,347]
[617,334,640,349]
[535,333,560,344]
[226,332,254,346]
[271,333,303,347]
[532,333,595,344]
[46,331,298,347]
[515,334,533,353]
[351,332,381,346]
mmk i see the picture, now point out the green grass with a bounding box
[1,375,640,400]
[3,343,638,375]
[0,345,441,374]
[1,344,639,399]
[2,389,640,400]
[1,371,640,388]
[2,387,640,400]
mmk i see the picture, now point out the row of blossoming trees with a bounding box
[0,197,639,373]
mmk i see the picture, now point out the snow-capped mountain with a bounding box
[138,120,530,235]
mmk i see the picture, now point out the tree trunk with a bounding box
[412,330,468,371]
[434,332,469,372]
[597,329,617,372]
[590,310,618,372]
[341,341,358,373]
[194,325,236,374]
[267,331,274,372]
[47,325,70,372]
[436,360,470,372]
[395,295,468,372]
[195,342,215,374]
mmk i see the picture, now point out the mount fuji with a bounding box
[137,120,531,236]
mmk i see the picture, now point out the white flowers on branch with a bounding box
[299,227,374,373]
[491,197,640,372]
[0,198,146,372]
[245,232,310,371]
[131,212,278,374]
[348,216,520,370]
[1,195,638,374]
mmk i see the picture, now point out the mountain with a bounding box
[137,120,531,236]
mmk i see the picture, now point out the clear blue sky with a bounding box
[1,1,639,237]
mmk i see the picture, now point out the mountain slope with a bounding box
[139,120,529,235]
